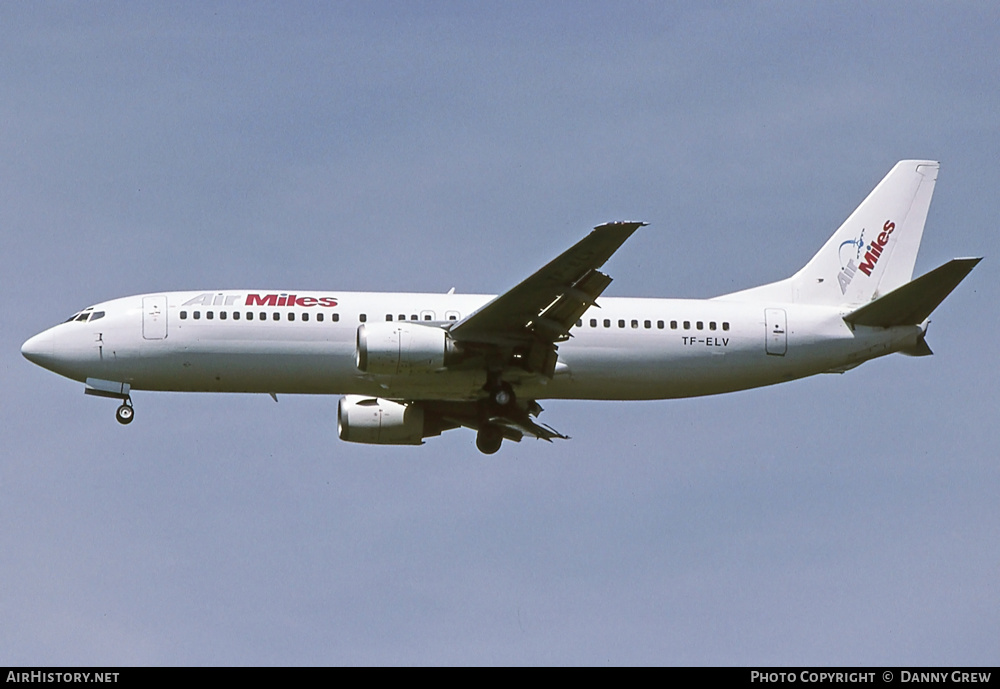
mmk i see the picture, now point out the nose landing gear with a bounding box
[115,399,134,425]
[84,379,135,426]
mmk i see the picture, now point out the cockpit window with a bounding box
[64,308,104,323]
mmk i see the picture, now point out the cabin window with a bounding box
[332,313,340,322]
[590,318,597,327]
[360,314,367,323]
[259,312,266,320]
[180,311,187,320]
[723,322,730,331]
[683,320,689,329]
[709,321,716,330]
[193,311,201,320]
[233,312,240,321]
[657,320,664,329]
[631,319,638,329]
[670,320,677,329]
[287,313,295,321]
[577,319,583,327]
[696,321,703,330]
[423,314,432,321]
[317,313,324,322]
[273,312,280,321]
[604,319,611,328]
[386,314,393,321]
[644,320,651,329]
[302,312,309,322]
[398,314,405,321]
[219,311,227,320]
[207,311,214,320]
[618,319,625,328]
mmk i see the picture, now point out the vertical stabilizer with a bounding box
[718,160,939,306]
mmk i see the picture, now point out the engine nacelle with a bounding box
[356,322,454,375]
[338,395,426,445]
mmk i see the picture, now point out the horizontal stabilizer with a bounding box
[843,257,981,327]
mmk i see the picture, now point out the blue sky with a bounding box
[2,2,998,665]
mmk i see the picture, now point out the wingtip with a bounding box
[594,220,647,231]
[951,256,983,271]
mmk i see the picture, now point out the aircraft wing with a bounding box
[486,411,568,442]
[448,221,645,374]
[425,400,569,442]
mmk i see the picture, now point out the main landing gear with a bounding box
[476,424,504,455]
[487,380,516,410]
[492,385,513,407]
[115,399,134,425]
[476,379,515,454]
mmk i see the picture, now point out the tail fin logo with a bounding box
[837,221,895,294]
[837,228,865,294]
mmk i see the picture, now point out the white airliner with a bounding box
[22,160,980,453]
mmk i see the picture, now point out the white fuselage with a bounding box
[22,289,922,402]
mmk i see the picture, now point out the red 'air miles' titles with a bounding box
[857,220,896,276]
[245,294,338,307]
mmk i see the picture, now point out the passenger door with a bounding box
[765,308,786,356]
[142,295,168,340]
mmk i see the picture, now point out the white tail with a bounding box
[720,160,940,306]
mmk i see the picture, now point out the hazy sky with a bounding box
[2,2,998,665]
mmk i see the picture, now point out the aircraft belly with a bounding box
[546,330,872,400]
[540,343,747,400]
[121,342,489,398]
[121,339,359,393]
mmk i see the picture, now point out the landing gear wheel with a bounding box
[491,383,515,408]
[115,403,134,425]
[476,425,504,455]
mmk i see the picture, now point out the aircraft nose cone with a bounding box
[21,330,53,367]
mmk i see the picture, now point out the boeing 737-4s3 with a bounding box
[22,160,980,453]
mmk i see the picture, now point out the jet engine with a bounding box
[355,322,456,375]
[337,395,426,445]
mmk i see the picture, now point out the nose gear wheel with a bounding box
[115,399,134,425]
